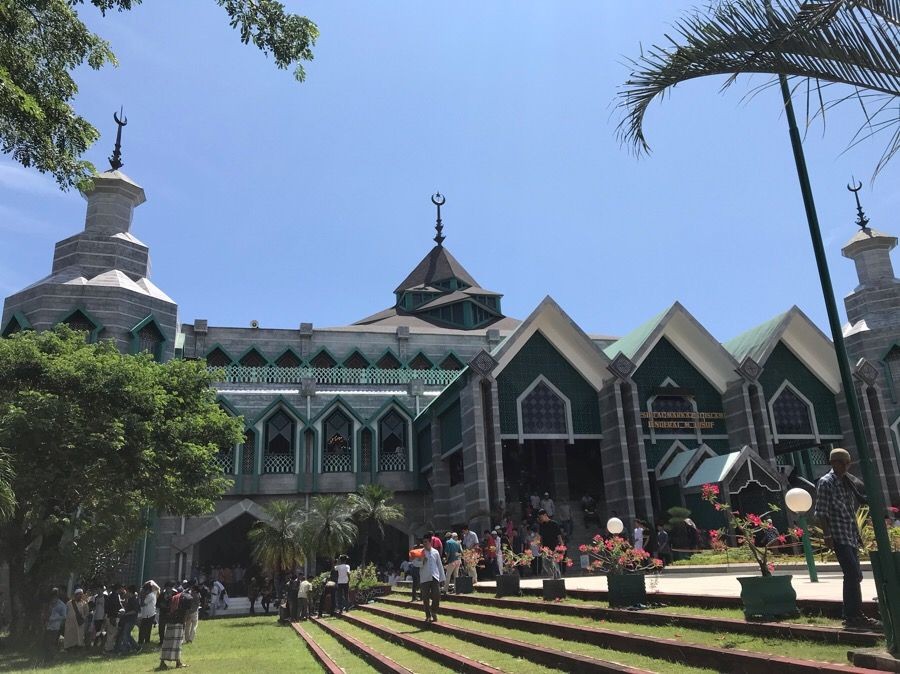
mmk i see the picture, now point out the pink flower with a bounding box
[578,544,588,553]
[776,535,786,544]
[714,503,722,511]
[793,527,804,538]
[592,534,603,543]
[652,558,663,567]
[767,562,775,573]
[746,513,762,527]
[889,506,899,513]
[565,559,574,567]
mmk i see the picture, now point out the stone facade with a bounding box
[4,168,899,584]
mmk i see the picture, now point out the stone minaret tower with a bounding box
[1,114,178,360]
[840,193,900,502]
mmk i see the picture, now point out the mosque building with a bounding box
[4,141,899,582]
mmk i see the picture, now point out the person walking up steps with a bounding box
[418,534,445,624]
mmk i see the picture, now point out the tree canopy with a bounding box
[0,326,244,640]
[302,494,358,564]
[619,0,900,175]
[248,499,305,575]
[348,483,404,566]
[1,0,318,190]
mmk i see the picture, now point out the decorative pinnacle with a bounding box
[431,192,446,246]
[109,107,128,171]
[847,178,870,230]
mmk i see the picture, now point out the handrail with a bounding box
[208,365,461,387]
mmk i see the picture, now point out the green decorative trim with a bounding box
[128,314,168,360]
[438,351,465,370]
[204,343,236,364]
[1,311,32,337]
[879,342,900,403]
[374,347,403,369]
[308,346,339,368]
[342,350,371,368]
[369,396,415,423]
[273,346,305,367]
[216,395,243,420]
[237,345,270,366]
[250,395,308,426]
[408,351,435,370]
[371,400,414,474]
[310,395,367,427]
[57,306,104,342]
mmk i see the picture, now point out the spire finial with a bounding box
[109,107,127,171]
[431,192,446,246]
[847,178,870,230]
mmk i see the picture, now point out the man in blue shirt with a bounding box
[418,534,446,623]
[443,532,462,593]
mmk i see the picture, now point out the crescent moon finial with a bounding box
[847,176,869,230]
[431,192,445,207]
[432,192,446,246]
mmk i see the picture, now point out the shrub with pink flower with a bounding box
[581,534,664,576]
[701,483,800,577]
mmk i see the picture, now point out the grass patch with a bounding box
[377,598,867,666]
[671,550,808,566]
[300,620,384,674]
[317,617,457,674]
[368,603,717,674]
[0,616,317,673]
[356,609,567,674]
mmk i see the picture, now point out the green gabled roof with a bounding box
[723,311,788,363]
[602,307,669,360]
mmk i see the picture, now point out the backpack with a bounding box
[169,592,190,621]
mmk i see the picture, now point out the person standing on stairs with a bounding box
[418,534,446,624]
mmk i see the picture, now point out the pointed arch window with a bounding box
[136,321,164,360]
[323,409,353,472]
[409,353,433,370]
[439,354,464,371]
[240,349,267,367]
[770,383,816,438]
[240,429,256,475]
[62,310,98,341]
[264,411,295,473]
[379,410,408,471]
[344,351,370,369]
[2,314,28,337]
[275,350,302,368]
[520,381,568,435]
[311,351,337,368]
[377,352,401,370]
[206,347,233,367]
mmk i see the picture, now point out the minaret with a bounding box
[1,111,178,360]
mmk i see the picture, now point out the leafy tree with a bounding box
[2,0,318,190]
[619,0,900,174]
[348,483,404,566]
[247,499,305,576]
[301,494,357,567]
[0,449,13,522]
[0,327,243,642]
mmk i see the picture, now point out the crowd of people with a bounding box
[44,578,220,668]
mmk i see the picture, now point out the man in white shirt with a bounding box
[209,579,224,617]
[418,534,446,623]
[334,555,351,614]
[633,520,645,552]
[540,493,555,518]
[460,525,479,551]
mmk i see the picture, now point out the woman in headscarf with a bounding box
[63,588,88,650]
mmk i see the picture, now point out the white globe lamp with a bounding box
[784,488,818,583]
[607,517,624,535]
[785,487,813,514]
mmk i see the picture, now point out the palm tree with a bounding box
[301,494,358,567]
[247,500,306,576]
[619,1,900,174]
[348,484,404,566]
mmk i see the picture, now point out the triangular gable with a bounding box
[310,395,367,427]
[370,397,415,425]
[492,296,611,391]
[250,395,308,426]
[238,346,269,367]
[605,303,738,394]
[394,245,479,293]
[1,311,32,336]
[726,307,839,393]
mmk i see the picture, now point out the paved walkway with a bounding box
[477,570,877,602]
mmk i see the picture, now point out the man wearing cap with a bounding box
[64,588,88,650]
[443,532,462,592]
[815,448,879,629]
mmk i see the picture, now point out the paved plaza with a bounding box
[477,570,877,602]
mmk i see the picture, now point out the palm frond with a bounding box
[619,0,900,174]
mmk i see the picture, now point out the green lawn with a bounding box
[0,617,318,673]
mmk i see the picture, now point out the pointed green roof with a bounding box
[723,311,789,363]
[602,307,669,360]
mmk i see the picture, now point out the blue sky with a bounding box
[2,2,897,341]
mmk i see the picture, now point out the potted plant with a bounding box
[496,545,532,597]
[581,536,663,608]
[539,545,573,600]
[701,483,803,620]
[456,546,483,594]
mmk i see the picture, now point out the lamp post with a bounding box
[785,488,818,583]
[778,74,900,652]
[607,517,625,536]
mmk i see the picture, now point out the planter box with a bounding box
[496,573,522,598]
[737,575,798,620]
[542,578,566,601]
[455,575,474,595]
[607,572,647,608]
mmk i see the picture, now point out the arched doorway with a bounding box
[193,513,257,596]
